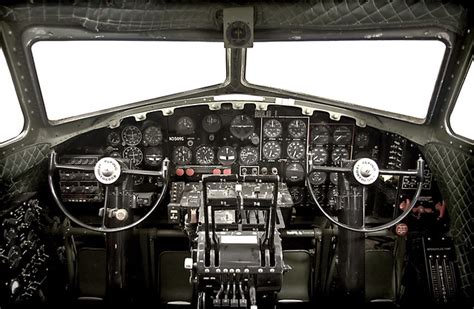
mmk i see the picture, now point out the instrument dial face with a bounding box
[288,119,307,138]
[285,163,305,182]
[239,146,259,165]
[144,147,163,166]
[195,145,215,165]
[309,171,327,185]
[143,126,162,146]
[217,146,237,166]
[230,115,255,140]
[330,172,339,185]
[289,187,304,204]
[263,119,283,138]
[311,126,330,144]
[333,126,352,145]
[176,116,195,135]
[123,146,143,165]
[355,131,370,147]
[172,146,192,165]
[122,126,142,146]
[202,114,222,133]
[331,147,350,164]
[310,146,328,165]
[107,131,121,146]
[263,141,282,160]
[287,141,306,160]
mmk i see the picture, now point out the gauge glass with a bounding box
[263,141,282,160]
[144,147,163,166]
[310,146,328,165]
[202,114,222,133]
[355,131,370,147]
[217,146,237,165]
[311,126,330,144]
[288,119,307,138]
[107,131,121,146]
[289,187,304,204]
[195,145,215,165]
[287,140,306,160]
[285,163,305,182]
[176,116,195,135]
[309,171,327,185]
[333,126,352,145]
[143,126,163,146]
[122,125,142,146]
[230,115,255,140]
[263,119,282,138]
[123,146,143,165]
[239,146,259,165]
[172,146,192,165]
[331,147,350,164]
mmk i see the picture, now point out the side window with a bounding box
[0,47,24,144]
[450,59,474,141]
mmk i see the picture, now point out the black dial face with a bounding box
[310,146,328,165]
[144,147,163,166]
[195,145,215,165]
[288,119,307,138]
[230,115,255,140]
[172,146,192,165]
[107,131,121,146]
[217,146,237,166]
[143,126,162,146]
[122,126,142,146]
[202,114,222,133]
[263,141,282,160]
[263,119,283,138]
[309,171,327,185]
[330,172,339,185]
[331,147,350,163]
[286,163,305,182]
[239,146,259,165]
[287,141,306,160]
[355,131,370,147]
[333,126,352,145]
[176,116,195,135]
[123,146,143,165]
[289,187,304,204]
[311,126,330,144]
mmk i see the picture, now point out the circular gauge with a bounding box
[176,116,195,135]
[355,131,370,147]
[288,119,307,138]
[230,115,255,140]
[239,146,259,165]
[133,176,144,185]
[107,131,121,146]
[263,119,283,138]
[172,146,192,165]
[263,141,282,160]
[309,171,327,185]
[144,147,163,166]
[287,141,306,160]
[330,172,339,185]
[217,146,237,166]
[122,125,142,146]
[289,187,304,204]
[143,126,163,146]
[202,114,222,133]
[195,145,215,165]
[310,146,328,165]
[123,146,143,165]
[286,163,305,182]
[311,126,330,144]
[331,147,350,164]
[333,126,352,145]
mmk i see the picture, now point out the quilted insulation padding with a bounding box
[0,144,50,204]
[0,0,466,34]
[422,143,474,300]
